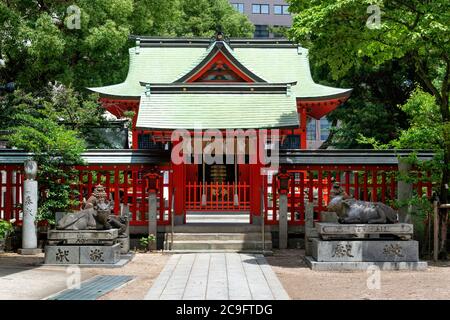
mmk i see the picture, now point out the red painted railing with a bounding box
[264,165,434,225]
[0,165,24,222]
[0,164,172,226]
[73,165,172,226]
[185,182,250,211]
[0,163,434,227]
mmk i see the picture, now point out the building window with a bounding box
[138,133,165,150]
[306,118,317,140]
[280,135,300,149]
[254,25,269,38]
[320,118,331,141]
[252,4,269,14]
[274,5,290,15]
[231,3,244,13]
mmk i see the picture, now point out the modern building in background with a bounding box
[230,1,331,149]
[230,1,292,38]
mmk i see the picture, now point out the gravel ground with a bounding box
[266,249,450,300]
[95,252,170,300]
[2,250,449,300]
[0,252,170,300]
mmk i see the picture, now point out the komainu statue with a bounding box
[56,185,128,235]
[327,182,398,224]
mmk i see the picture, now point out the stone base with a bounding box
[48,229,119,245]
[45,245,79,264]
[304,256,428,271]
[316,223,414,240]
[312,239,419,262]
[116,237,130,254]
[18,248,43,255]
[45,244,121,265]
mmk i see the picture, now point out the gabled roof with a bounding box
[174,41,266,83]
[87,37,352,100]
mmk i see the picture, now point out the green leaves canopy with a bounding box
[0,0,254,93]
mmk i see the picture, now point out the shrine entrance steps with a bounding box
[165,212,272,254]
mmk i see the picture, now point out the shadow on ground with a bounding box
[265,249,309,269]
[0,253,44,277]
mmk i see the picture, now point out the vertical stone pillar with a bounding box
[279,193,288,249]
[19,160,41,255]
[398,158,413,223]
[148,191,157,251]
[304,203,315,256]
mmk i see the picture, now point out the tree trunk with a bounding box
[438,93,449,260]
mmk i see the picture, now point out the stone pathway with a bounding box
[145,253,289,300]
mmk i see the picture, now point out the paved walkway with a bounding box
[145,253,290,300]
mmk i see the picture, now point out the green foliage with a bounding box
[0,220,14,239]
[288,0,450,256]
[0,0,254,94]
[1,89,88,223]
[319,60,412,148]
[288,0,450,192]
[140,234,156,251]
[288,1,449,82]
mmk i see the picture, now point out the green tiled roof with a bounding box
[136,92,299,129]
[87,39,351,99]
[87,46,208,97]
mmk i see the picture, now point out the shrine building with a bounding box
[0,34,434,250]
[87,34,352,224]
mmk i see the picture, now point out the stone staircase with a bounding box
[164,218,272,253]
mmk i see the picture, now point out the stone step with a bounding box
[169,249,273,255]
[170,240,273,251]
[186,214,249,224]
[173,223,270,233]
[171,232,271,241]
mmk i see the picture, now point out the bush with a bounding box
[0,220,14,240]
[139,234,156,252]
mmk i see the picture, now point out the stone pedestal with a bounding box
[117,237,130,254]
[315,222,414,240]
[305,222,427,271]
[45,245,80,264]
[312,239,419,262]
[45,244,121,265]
[47,229,119,245]
[80,244,121,264]
[45,229,126,265]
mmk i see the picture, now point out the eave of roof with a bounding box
[87,37,352,103]
[139,82,297,94]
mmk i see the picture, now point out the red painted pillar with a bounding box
[250,132,263,219]
[299,104,307,149]
[171,139,186,222]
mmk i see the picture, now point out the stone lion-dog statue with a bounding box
[326,181,398,224]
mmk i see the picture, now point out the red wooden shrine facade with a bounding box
[0,162,434,227]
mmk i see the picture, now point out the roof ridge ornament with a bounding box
[135,37,141,55]
[210,31,230,46]
[286,83,292,97]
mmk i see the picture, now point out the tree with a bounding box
[0,0,254,95]
[289,0,450,259]
[314,59,412,148]
[177,0,254,37]
[1,89,86,222]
